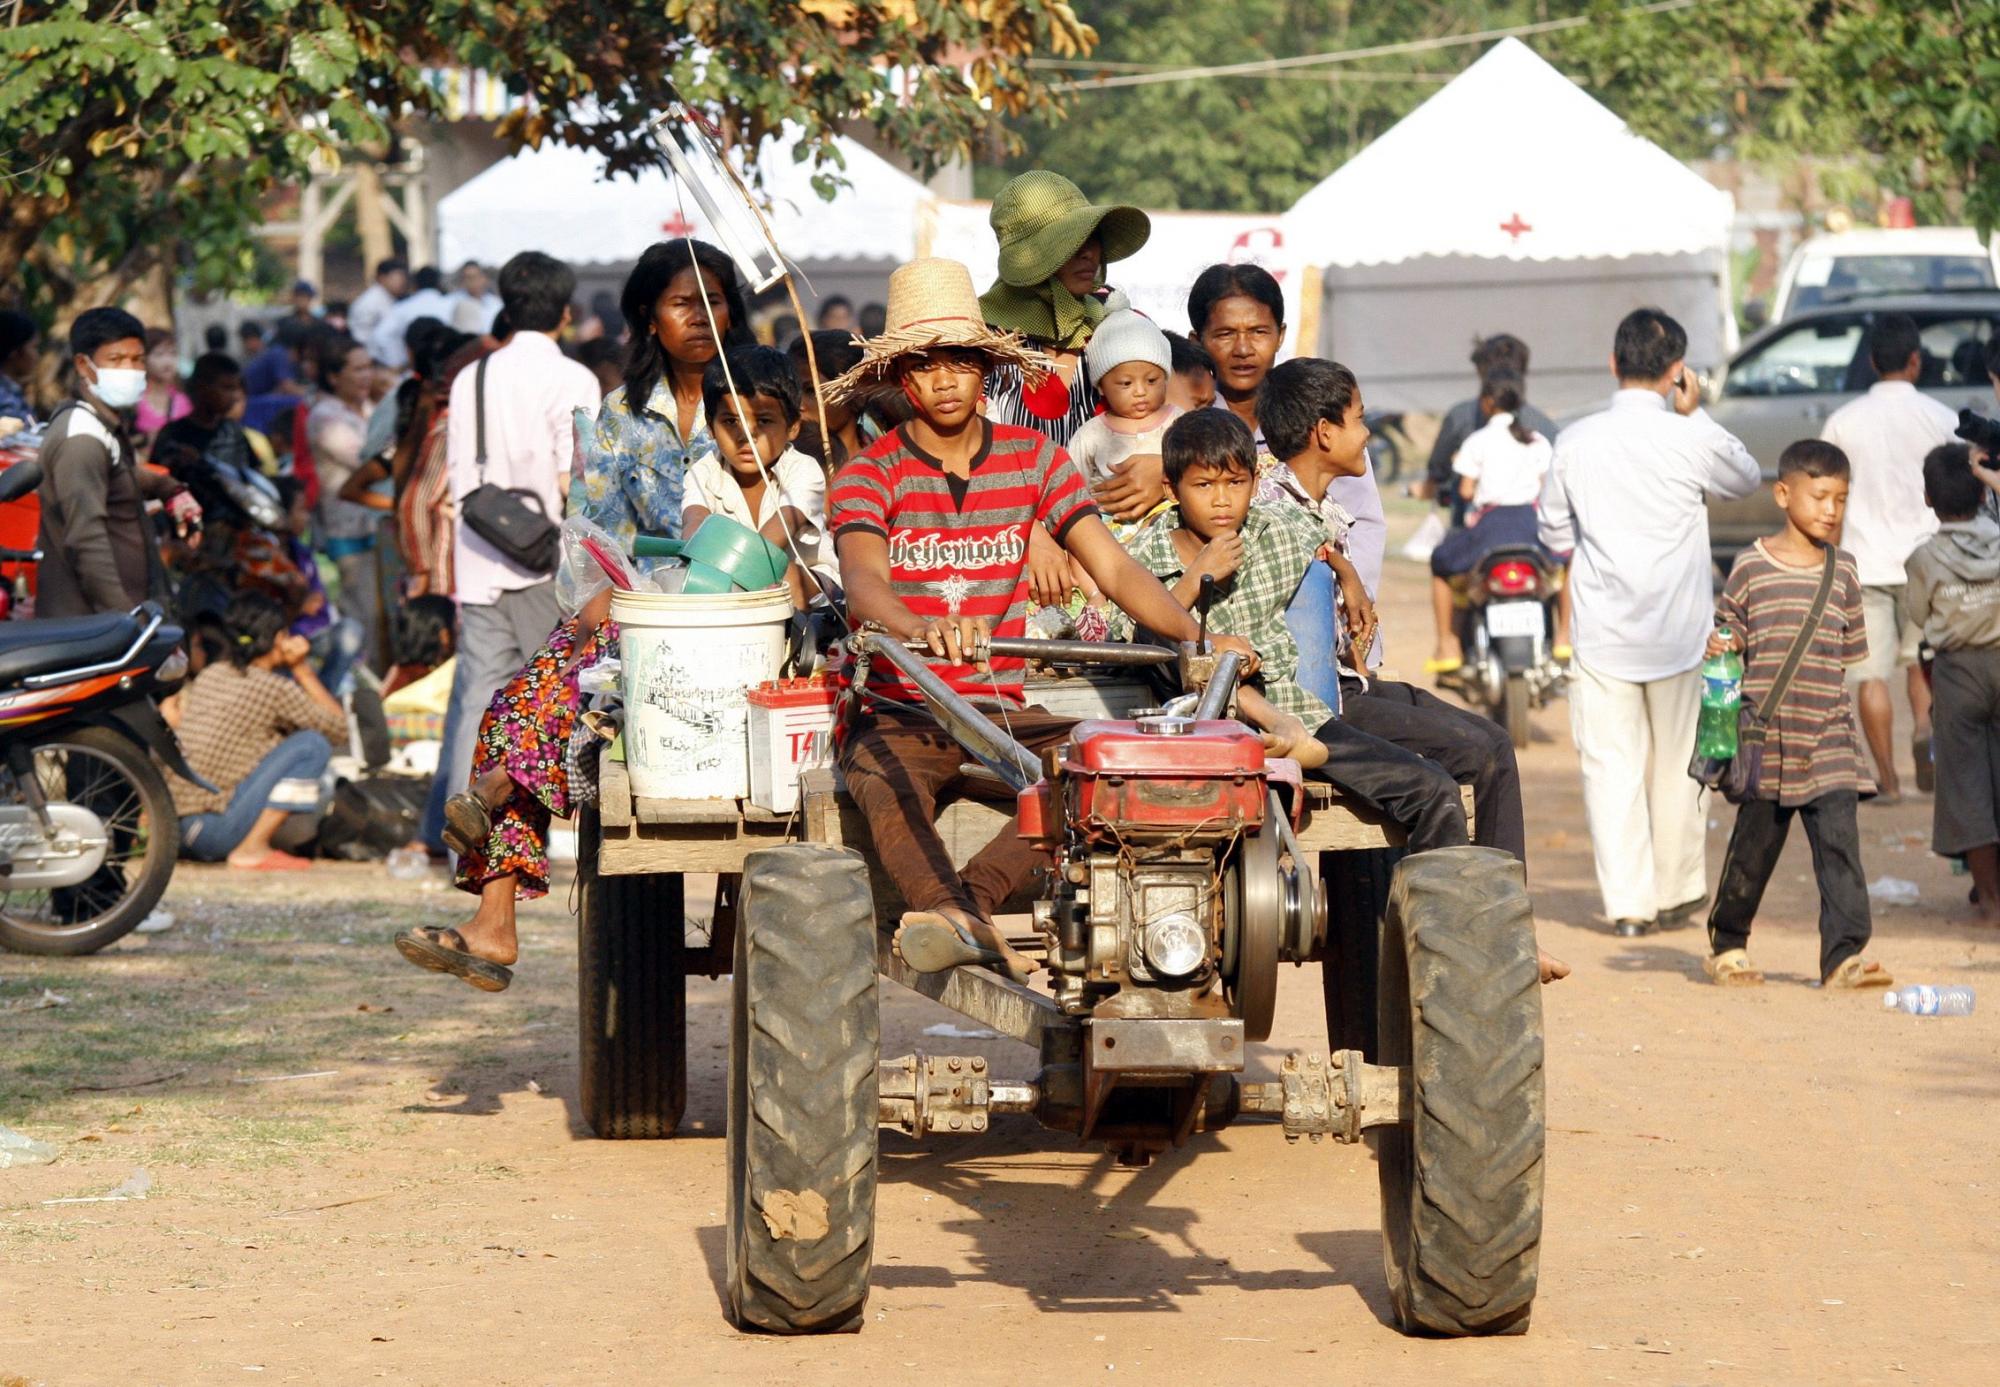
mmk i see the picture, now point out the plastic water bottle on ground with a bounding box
[1883,985,1975,1016]
[1696,636,1744,760]
[0,1125,59,1168]
[385,846,431,881]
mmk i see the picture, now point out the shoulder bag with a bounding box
[1691,545,1838,805]
[458,356,561,575]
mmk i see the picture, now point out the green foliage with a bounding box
[0,0,1094,323]
[1553,0,2000,235]
[994,1,1550,212]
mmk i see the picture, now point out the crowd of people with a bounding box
[10,167,1999,1000]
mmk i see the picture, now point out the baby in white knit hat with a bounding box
[1068,308,1182,531]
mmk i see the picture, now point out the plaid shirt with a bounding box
[1119,500,1333,724]
[171,663,348,817]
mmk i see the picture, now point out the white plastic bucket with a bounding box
[612,586,794,800]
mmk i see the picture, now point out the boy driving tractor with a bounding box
[825,259,1261,983]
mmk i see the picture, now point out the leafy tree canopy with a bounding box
[991,1,1551,211]
[1553,0,2000,234]
[1005,0,2000,241]
[0,0,1094,323]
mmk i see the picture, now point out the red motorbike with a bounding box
[0,461,210,954]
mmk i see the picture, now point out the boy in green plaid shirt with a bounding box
[1120,411,1469,855]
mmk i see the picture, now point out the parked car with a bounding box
[1705,292,2000,563]
[1767,227,1999,324]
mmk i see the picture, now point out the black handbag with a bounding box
[1692,546,1837,805]
[458,355,561,574]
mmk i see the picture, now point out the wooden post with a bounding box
[354,165,393,270]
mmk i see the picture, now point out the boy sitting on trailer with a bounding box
[1121,409,1568,983]
[825,258,1260,984]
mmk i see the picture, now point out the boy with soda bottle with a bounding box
[1701,439,1893,989]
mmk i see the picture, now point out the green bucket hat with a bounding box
[990,171,1151,289]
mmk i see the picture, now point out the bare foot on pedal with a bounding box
[894,909,1037,984]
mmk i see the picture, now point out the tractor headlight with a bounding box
[1144,911,1207,978]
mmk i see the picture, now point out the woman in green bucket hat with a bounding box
[978,171,1149,451]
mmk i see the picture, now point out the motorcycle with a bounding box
[0,462,211,955]
[1442,545,1565,749]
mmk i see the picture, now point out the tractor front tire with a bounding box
[577,846,687,1139]
[725,844,879,1334]
[1374,846,1544,1336]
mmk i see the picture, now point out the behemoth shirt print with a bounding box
[829,419,1097,702]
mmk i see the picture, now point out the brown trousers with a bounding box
[838,701,1076,920]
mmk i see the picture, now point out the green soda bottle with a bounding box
[1696,632,1743,760]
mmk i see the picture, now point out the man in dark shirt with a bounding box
[1423,333,1560,527]
[154,353,257,480]
[36,308,194,619]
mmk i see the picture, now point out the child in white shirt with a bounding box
[1427,370,1567,671]
[1066,309,1183,540]
[681,346,836,608]
[1028,309,1183,639]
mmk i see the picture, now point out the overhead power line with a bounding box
[1037,0,1717,93]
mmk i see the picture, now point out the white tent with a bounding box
[1283,38,1738,413]
[924,199,1301,350]
[436,131,930,312]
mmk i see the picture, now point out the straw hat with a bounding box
[825,258,1052,406]
[990,171,1150,289]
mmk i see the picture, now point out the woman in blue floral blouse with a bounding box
[571,238,756,549]
[397,239,760,993]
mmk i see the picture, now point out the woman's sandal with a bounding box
[1703,948,1765,987]
[1823,956,1893,990]
[1423,655,1464,676]
[440,793,493,859]
[393,926,513,993]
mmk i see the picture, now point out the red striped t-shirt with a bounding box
[830,420,1097,702]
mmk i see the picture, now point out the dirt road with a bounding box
[5,546,1997,1386]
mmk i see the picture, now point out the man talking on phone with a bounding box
[1537,308,1760,937]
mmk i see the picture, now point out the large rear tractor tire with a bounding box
[577,834,686,1140]
[1374,847,1544,1336]
[725,844,878,1334]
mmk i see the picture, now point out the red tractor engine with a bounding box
[1019,714,1319,1036]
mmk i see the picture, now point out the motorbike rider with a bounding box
[35,307,201,620]
[1422,369,1568,674]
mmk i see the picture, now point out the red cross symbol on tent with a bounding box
[1500,212,1533,241]
[661,211,697,237]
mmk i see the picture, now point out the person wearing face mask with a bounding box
[35,307,199,620]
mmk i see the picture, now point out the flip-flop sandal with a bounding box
[893,912,1034,985]
[231,850,311,872]
[1423,656,1464,675]
[1823,956,1893,990]
[440,794,493,859]
[394,926,513,993]
[1703,948,1764,987]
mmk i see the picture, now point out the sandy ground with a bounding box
[4,535,1998,1387]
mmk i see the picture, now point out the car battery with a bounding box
[746,677,840,814]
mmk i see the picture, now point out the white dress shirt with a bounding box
[1539,388,1761,682]
[347,282,398,345]
[368,288,453,370]
[1821,379,1960,586]
[446,331,602,605]
[447,289,503,336]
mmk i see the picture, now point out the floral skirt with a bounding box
[455,617,618,900]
